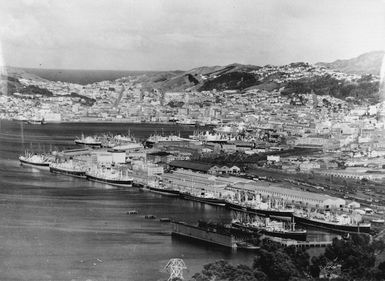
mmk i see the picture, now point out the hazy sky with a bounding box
[0,0,384,70]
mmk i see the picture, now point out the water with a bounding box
[0,120,253,281]
[16,68,165,85]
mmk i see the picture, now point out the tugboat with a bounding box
[86,166,133,187]
[74,134,102,147]
[49,160,88,178]
[293,209,371,234]
[19,153,51,169]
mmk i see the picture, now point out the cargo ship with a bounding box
[86,167,133,187]
[19,153,51,168]
[49,161,87,178]
[147,181,181,197]
[74,134,102,147]
[181,191,227,206]
[145,134,184,147]
[226,194,293,218]
[232,216,307,241]
[293,210,371,234]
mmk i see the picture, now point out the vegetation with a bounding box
[190,235,385,281]
[69,92,96,106]
[199,72,259,91]
[282,74,379,104]
[20,85,53,97]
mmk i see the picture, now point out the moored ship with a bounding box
[74,134,102,147]
[86,167,133,187]
[226,193,294,218]
[19,153,51,168]
[293,210,371,234]
[181,191,227,206]
[147,180,181,197]
[49,161,87,178]
[232,216,307,241]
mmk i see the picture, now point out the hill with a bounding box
[317,50,385,75]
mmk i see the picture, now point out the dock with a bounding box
[171,221,260,250]
[264,236,332,248]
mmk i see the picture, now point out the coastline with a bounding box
[1,118,198,126]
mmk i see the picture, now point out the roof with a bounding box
[168,160,214,172]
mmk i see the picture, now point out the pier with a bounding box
[264,236,332,248]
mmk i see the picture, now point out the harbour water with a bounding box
[0,120,336,281]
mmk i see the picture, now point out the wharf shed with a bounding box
[233,182,345,209]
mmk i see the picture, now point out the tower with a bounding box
[162,258,187,281]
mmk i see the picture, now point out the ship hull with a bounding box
[247,206,293,218]
[182,193,226,206]
[294,215,371,234]
[148,186,181,197]
[74,140,102,147]
[50,166,86,178]
[226,202,293,217]
[232,222,307,241]
[19,158,50,169]
[86,174,133,187]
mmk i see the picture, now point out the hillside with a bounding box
[317,50,385,75]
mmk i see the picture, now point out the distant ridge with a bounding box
[316,50,385,75]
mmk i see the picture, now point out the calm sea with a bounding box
[0,120,256,281]
[19,68,165,85]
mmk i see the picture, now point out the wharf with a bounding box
[171,221,259,250]
[265,236,332,248]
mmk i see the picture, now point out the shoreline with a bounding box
[0,118,201,126]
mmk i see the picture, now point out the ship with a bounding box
[74,134,102,147]
[26,117,46,125]
[147,180,181,197]
[293,210,371,234]
[145,134,184,147]
[86,167,133,187]
[232,215,307,241]
[19,153,51,168]
[181,191,227,206]
[49,161,87,178]
[226,193,294,218]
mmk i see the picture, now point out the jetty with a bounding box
[265,236,332,248]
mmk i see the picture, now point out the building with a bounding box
[229,182,345,209]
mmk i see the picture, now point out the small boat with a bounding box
[371,219,385,223]
[159,218,171,222]
[126,210,138,215]
[236,241,260,250]
[145,215,156,219]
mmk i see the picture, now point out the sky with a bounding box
[0,0,384,71]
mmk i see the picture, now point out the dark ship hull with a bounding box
[294,215,371,234]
